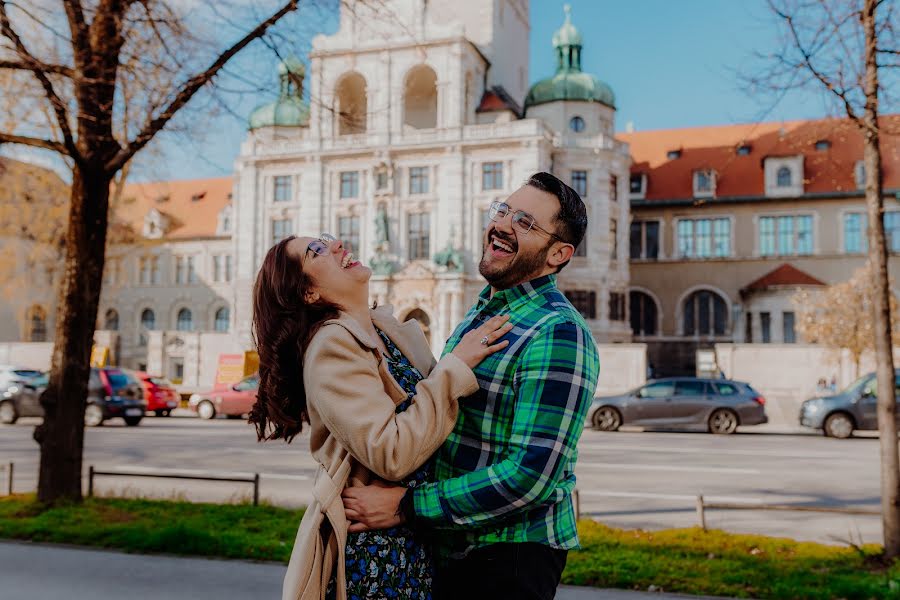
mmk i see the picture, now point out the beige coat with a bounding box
[282,305,479,600]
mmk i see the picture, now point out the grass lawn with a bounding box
[2,494,899,599]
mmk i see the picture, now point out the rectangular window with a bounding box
[407,212,430,261]
[150,257,160,285]
[609,292,626,321]
[272,218,292,245]
[761,312,771,343]
[175,256,185,284]
[630,220,659,260]
[340,171,359,199]
[571,170,588,197]
[886,212,900,252]
[338,216,360,252]
[482,162,503,191]
[745,312,753,343]
[140,257,151,285]
[564,290,596,320]
[760,215,813,256]
[844,213,867,254]
[677,218,730,258]
[409,167,429,195]
[783,311,796,343]
[630,173,645,196]
[273,176,291,202]
[213,255,222,283]
[610,219,618,260]
[187,256,197,283]
[224,255,232,283]
[609,175,618,203]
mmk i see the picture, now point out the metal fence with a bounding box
[0,462,12,495]
[695,494,880,531]
[87,466,261,506]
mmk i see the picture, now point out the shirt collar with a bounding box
[476,274,557,312]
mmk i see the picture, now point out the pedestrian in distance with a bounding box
[249,233,512,600]
[342,172,600,600]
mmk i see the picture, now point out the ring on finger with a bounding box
[480,336,489,346]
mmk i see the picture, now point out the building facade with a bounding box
[621,116,900,376]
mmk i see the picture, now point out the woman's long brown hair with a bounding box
[249,236,341,442]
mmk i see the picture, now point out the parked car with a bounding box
[587,377,768,434]
[0,365,43,390]
[0,367,145,426]
[134,371,179,416]
[799,370,900,438]
[189,374,259,420]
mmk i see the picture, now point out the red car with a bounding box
[134,371,180,416]
[188,374,259,420]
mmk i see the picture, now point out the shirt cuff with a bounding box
[411,482,446,524]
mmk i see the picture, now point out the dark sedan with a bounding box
[587,377,769,434]
[799,370,900,438]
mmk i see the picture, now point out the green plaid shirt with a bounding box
[411,274,599,558]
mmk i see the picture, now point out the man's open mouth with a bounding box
[489,232,516,258]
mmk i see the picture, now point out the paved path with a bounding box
[0,541,724,600]
[0,415,883,543]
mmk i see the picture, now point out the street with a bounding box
[0,416,882,544]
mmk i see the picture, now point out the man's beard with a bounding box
[479,232,553,290]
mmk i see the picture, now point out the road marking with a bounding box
[109,465,310,481]
[579,490,765,503]
[577,462,760,474]
[578,443,850,460]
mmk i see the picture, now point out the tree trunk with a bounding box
[861,0,900,560]
[33,165,111,505]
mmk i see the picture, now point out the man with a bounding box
[342,172,600,600]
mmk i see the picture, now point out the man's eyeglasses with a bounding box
[307,233,336,256]
[488,201,566,243]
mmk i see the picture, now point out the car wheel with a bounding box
[592,406,622,431]
[824,412,854,439]
[153,410,165,417]
[84,404,105,427]
[123,416,142,426]
[226,414,243,420]
[0,401,18,425]
[708,408,738,434]
[197,400,216,420]
[161,409,171,417]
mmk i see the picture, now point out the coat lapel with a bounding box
[370,306,435,376]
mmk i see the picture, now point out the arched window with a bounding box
[776,166,792,187]
[682,290,728,337]
[176,308,193,332]
[104,309,119,331]
[629,291,658,336]
[214,307,230,333]
[335,72,367,135]
[403,65,438,130]
[27,305,47,342]
[139,308,155,346]
[403,308,431,345]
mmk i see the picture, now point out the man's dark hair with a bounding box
[525,171,588,272]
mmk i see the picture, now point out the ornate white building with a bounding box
[233,0,631,353]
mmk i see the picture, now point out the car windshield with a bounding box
[12,369,43,379]
[149,377,172,388]
[106,371,135,390]
[844,374,873,395]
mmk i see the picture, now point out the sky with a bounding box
[130,0,862,182]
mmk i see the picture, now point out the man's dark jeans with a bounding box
[434,542,567,600]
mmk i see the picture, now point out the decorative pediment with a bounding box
[143,208,170,239]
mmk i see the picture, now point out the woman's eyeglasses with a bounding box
[307,233,336,256]
[488,201,566,243]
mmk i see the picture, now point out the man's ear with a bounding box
[547,242,575,269]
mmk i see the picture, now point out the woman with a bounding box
[250,234,511,600]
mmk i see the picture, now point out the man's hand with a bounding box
[342,483,408,533]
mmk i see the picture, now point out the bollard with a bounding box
[573,488,580,520]
[88,465,94,498]
[7,462,12,495]
[253,473,260,506]
[696,495,707,531]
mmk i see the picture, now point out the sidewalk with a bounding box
[0,540,727,600]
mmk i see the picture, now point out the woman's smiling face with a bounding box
[287,235,371,305]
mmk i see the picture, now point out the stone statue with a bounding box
[375,204,390,247]
[371,204,396,275]
[433,230,464,273]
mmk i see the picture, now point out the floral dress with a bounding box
[326,327,434,600]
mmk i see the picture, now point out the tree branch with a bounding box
[107,0,299,173]
[0,0,79,160]
[0,131,67,153]
[0,59,74,77]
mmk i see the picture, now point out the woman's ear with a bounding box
[304,289,320,303]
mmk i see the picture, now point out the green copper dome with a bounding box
[524,5,615,110]
[249,57,310,129]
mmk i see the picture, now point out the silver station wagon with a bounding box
[587,377,769,434]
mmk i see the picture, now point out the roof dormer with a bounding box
[216,205,233,236]
[143,208,169,239]
[764,155,804,198]
[693,169,716,198]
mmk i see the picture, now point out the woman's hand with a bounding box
[451,314,513,369]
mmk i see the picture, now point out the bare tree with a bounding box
[0,0,302,505]
[747,0,899,557]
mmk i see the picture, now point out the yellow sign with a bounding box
[90,345,109,368]
[243,350,259,376]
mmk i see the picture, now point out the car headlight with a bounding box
[6,385,19,394]
[803,400,822,413]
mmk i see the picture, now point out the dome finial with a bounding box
[564,3,571,23]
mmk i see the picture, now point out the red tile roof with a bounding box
[115,177,233,240]
[476,86,523,117]
[742,263,826,295]
[617,115,900,201]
